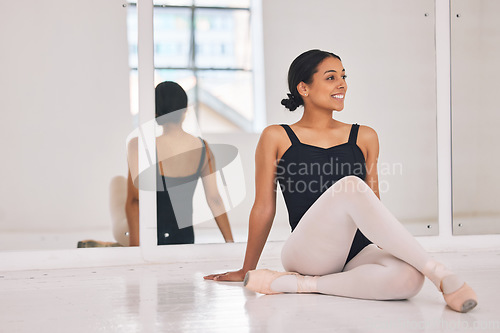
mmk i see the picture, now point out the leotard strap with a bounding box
[280,124,301,145]
[348,124,360,145]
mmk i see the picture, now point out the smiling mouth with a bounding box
[332,94,344,100]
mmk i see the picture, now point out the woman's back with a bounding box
[156,131,207,245]
[156,131,206,177]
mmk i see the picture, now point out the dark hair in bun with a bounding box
[281,49,341,111]
[155,81,188,124]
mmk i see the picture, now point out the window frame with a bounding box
[127,1,259,132]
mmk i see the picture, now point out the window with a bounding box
[127,1,261,132]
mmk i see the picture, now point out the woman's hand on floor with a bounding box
[203,269,246,282]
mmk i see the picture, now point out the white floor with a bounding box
[1,250,499,333]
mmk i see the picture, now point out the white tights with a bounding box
[274,176,461,300]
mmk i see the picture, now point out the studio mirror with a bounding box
[128,0,259,246]
[451,0,500,235]
[0,0,131,251]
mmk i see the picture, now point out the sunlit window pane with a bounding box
[128,2,257,132]
[154,7,192,68]
[197,70,253,129]
[194,0,250,8]
[194,9,251,69]
[154,0,193,6]
[127,6,138,68]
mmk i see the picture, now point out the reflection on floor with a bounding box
[0,250,499,332]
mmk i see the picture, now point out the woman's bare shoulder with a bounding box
[358,124,378,142]
[127,136,139,152]
[261,124,286,134]
[357,125,379,159]
[259,124,287,142]
[128,136,139,144]
[256,125,290,159]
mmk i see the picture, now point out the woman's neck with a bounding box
[161,123,184,134]
[296,106,339,129]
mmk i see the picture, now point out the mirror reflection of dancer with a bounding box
[205,50,477,313]
[126,81,234,246]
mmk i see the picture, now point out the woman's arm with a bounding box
[125,137,140,246]
[358,125,380,199]
[125,168,140,246]
[199,142,234,243]
[204,125,281,281]
[213,214,234,243]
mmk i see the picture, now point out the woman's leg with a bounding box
[281,176,431,273]
[267,176,473,307]
[275,175,426,298]
[315,244,424,300]
[274,245,425,300]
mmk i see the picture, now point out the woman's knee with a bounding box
[332,175,371,197]
[281,244,345,276]
[391,263,425,299]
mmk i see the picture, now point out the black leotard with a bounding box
[156,138,206,245]
[277,124,372,264]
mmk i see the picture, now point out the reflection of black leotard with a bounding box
[156,138,206,245]
[277,124,372,264]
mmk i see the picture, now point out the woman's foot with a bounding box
[423,262,478,313]
[244,269,319,295]
[244,269,297,294]
[441,276,477,313]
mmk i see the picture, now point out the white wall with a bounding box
[0,0,131,232]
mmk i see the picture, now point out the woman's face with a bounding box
[301,56,347,112]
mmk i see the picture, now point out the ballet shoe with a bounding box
[243,269,299,295]
[423,261,478,313]
[440,276,478,313]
